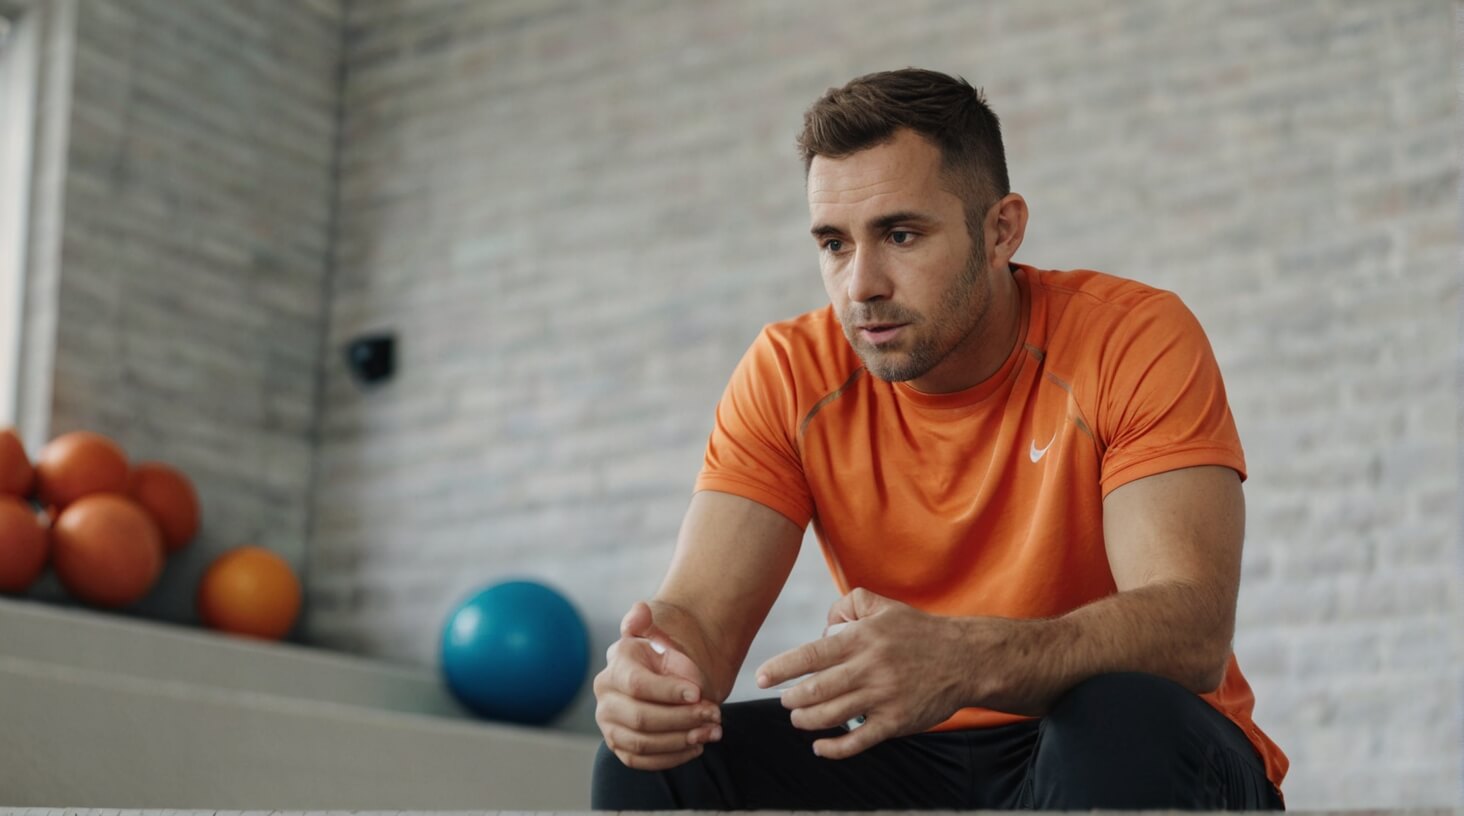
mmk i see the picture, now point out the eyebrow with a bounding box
[810,210,940,239]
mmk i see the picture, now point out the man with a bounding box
[591,68,1286,810]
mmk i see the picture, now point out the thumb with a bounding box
[826,590,862,628]
[621,602,678,657]
[828,587,887,628]
[618,602,708,692]
[620,600,655,639]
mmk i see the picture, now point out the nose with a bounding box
[847,246,892,303]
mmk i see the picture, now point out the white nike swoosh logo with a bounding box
[1030,436,1054,463]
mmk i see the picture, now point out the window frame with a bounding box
[0,3,39,428]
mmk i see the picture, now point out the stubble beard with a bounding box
[844,243,991,384]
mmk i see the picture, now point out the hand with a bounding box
[593,601,723,771]
[754,588,975,760]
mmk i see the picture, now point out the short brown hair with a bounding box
[797,68,1009,213]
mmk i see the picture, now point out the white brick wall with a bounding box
[27,0,343,623]
[23,0,1462,808]
[313,0,1464,807]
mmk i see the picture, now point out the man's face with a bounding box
[808,129,996,393]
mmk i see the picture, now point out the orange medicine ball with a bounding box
[197,546,301,640]
[51,494,164,608]
[36,431,129,511]
[128,462,200,552]
[0,496,48,593]
[0,428,34,498]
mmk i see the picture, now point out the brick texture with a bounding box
[20,0,1462,809]
[26,0,343,623]
[312,1,1464,807]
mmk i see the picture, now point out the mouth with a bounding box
[858,323,908,345]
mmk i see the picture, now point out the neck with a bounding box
[908,264,1023,394]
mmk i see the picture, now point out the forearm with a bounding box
[647,492,804,704]
[645,598,743,703]
[961,580,1235,716]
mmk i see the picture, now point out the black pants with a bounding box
[592,672,1283,810]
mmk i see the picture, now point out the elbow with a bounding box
[1186,645,1232,694]
[1186,599,1237,694]
[1189,665,1226,695]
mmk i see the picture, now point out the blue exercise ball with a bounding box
[440,579,590,725]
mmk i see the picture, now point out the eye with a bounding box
[890,230,914,245]
[823,239,844,253]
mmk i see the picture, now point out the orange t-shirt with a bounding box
[694,264,1288,793]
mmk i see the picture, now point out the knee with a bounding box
[591,740,671,810]
[591,738,726,810]
[1030,673,1267,809]
[591,741,624,804]
[593,739,621,780]
[591,700,786,810]
[1050,672,1192,726]
[1041,672,1198,755]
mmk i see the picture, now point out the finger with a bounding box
[620,601,655,638]
[756,636,843,690]
[611,647,704,704]
[822,620,852,638]
[826,593,859,628]
[789,689,869,731]
[780,662,859,711]
[602,634,662,669]
[603,720,722,757]
[615,605,701,690]
[840,587,892,622]
[598,690,720,734]
[612,743,706,772]
[812,716,892,760]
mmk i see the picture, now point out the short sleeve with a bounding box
[694,330,816,528]
[1095,292,1247,497]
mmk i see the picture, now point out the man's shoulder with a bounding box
[1026,265,1174,315]
[1024,265,1212,387]
[1026,265,1197,347]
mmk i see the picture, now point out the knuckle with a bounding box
[628,707,648,731]
[606,663,627,691]
[630,673,659,699]
[791,708,817,730]
[623,733,646,753]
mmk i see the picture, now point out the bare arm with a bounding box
[648,490,805,702]
[1069,463,1241,689]
[760,465,1245,758]
[954,465,1243,716]
[594,489,802,770]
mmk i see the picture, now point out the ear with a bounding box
[986,193,1028,268]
